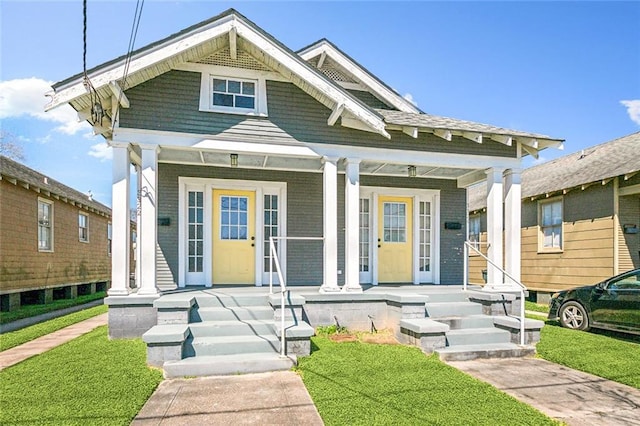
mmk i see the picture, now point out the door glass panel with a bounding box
[187,191,204,272]
[220,196,248,240]
[419,201,431,272]
[264,194,279,272]
[383,202,406,243]
[360,198,370,272]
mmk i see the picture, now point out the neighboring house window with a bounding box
[78,213,89,242]
[107,223,112,256]
[539,199,563,250]
[38,199,53,251]
[469,216,481,249]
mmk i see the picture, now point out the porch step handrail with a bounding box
[463,241,526,346]
[269,236,324,357]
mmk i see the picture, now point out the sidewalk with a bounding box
[0,313,108,370]
[448,357,640,426]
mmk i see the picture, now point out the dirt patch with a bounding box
[328,334,358,343]
[326,329,399,345]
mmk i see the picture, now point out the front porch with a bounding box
[106,284,543,378]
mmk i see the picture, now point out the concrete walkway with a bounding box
[0,313,108,370]
[131,371,323,425]
[448,357,640,426]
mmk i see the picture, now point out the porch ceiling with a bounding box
[157,146,478,180]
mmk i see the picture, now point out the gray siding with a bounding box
[346,89,394,110]
[157,164,465,286]
[121,70,517,158]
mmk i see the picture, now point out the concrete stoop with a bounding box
[408,291,539,361]
[143,292,312,378]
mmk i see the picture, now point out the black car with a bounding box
[548,268,640,335]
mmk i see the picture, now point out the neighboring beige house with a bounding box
[469,132,640,303]
[0,156,112,311]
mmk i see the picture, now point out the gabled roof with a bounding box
[297,38,421,114]
[468,132,640,211]
[46,8,563,159]
[46,8,389,140]
[0,156,111,216]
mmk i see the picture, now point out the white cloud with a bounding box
[621,100,640,125]
[403,93,418,107]
[0,78,90,135]
[88,142,112,161]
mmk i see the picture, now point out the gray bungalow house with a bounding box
[46,9,561,376]
[469,132,640,303]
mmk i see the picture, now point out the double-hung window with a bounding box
[79,213,89,242]
[539,199,563,251]
[198,68,267,116]
[38,199,53,251]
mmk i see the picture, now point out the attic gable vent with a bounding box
[318,66,357,83]
[195,48,272,72]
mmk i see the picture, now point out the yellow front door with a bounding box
[378,196,413,283]
[212,189,256,284]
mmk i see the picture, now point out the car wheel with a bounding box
[559,301,590,331]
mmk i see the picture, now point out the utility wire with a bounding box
[113,0,145,132]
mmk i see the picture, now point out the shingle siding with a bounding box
[121,71,517,158]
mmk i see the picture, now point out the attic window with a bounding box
[212,78,255,109]
[199,70,268,116]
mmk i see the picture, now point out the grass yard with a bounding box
[297,336,559,426]
[537,321,640,389]
[0,304,108,352]
[0,325,163,425]
[525,300,550,313]
[0,292,106,324]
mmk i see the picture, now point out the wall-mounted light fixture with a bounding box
[230,153,238,168]
[408,165,417,178]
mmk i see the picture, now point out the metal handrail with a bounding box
[464,241,526,346]
[269,236,324,356]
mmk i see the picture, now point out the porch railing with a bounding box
[268,236,324,356]
[463,241,526,346]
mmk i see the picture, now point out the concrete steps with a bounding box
[425,301,483,317]
[419,290,535,361]
[163,353,296,379]
[149,292,303,377]
[436,343,536,361]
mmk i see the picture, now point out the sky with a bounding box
[1,1,639,207]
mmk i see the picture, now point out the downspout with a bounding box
[613,177,619,275]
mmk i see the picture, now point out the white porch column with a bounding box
[504,168,522,287]
[134,164,142,289]
[485,168,504,287]
[137,145,160,296]
[108,143,131,296]
[320,157,340,293]
[343,159,362,292]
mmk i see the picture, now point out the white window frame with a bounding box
[538,197,563,252]
[78,212,89,243]
[197,66,269,116]
[38,198,54,252]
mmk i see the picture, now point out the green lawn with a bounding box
[297,336,559,426]
[537,321,640,389]
[0,292,106,324]
[0,326,163,425]
[525,300,550,313]
[0,304,108,352]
